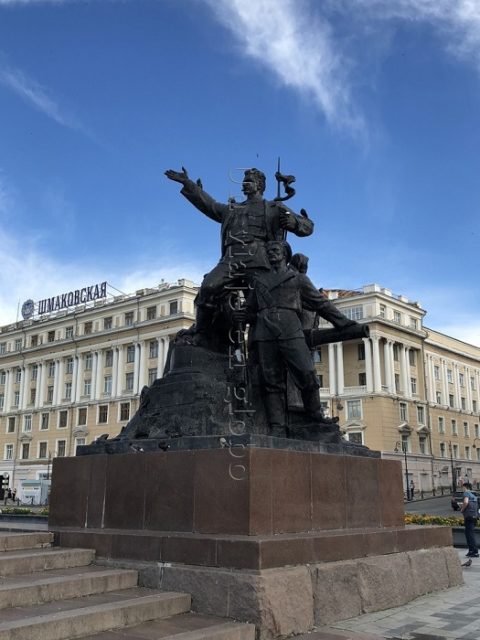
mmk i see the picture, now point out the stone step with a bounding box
[0,547,95,577]
[0,531,53,552]
[0,588,191,640]
[0,565,138,609]
[79,612,256,639]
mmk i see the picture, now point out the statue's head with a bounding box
[290,253,309,274]
[266,240,292,265]
[242,168,266,195]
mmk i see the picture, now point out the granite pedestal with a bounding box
[49,445,462,639]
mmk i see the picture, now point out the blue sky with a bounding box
[0,0,479,345]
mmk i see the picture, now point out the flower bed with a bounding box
[405,513,464,527]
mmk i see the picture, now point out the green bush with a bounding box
[0,507,32,515]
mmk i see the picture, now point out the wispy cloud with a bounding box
[0,61,92,135]
[203,0,363,133]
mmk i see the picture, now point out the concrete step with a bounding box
[0,531,53,552]
[78,612,256,639]
[0,588,191,640]
[0,565,138,609]
[0,547,95,577]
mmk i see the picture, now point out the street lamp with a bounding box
[395,441,410,501]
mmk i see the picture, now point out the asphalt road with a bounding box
[404,494,457,516]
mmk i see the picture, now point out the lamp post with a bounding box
[395,441,410,501]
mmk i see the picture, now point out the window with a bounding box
[38,442,48,459]
[394,373,400,393]
[401,434,410,452]
[47,386,54,403]
[7,417,15,433]
[65,326,74,339]
[21,443,30,460]
[357,343,365,361]
[358,372,367,386]
[23,414,32,432]
[149,340,158,359]
[98,404,108,423]
[41,413,49,430]
[447,369,453,383]
[125,311,134,326]
[4,444,13,460]
[0,394,3,411]
[30,388,36,405]
[464,422,470,437]
[31,364,38,381]
[126,345,135,363]
[104,316,112,330]
[471,376,476,391]
[477,448,480,462]
[393,311,401,324]
[419,436,427,455]
[417,406,425,424]
[120,402,130,421]
[148,368,157,386]
[48,361,55,377]
[125,372,134,391]
[379,304,386,318]
[393,344,399,361]
[436,391,442,404]
[78,407,87,426]
[399,402,407,421]
[83,379,91,396]
[31,334,38,347]
[0,342,5,354]
[169,300,179,315]
[438,416,445,434]
[66,357,74,374]
[461,397,466,410]
[58,410,68,428]
[64,382,72,400]
[104,375,112,396]
[48,331,55,343]
[411,378,417,394]
[409,317,418,330]
[439,442,446,458]
[449,394,454,408]
[146,306,157,320]
[465,446,471,460]
[14,338,22,351]
[105,350,113,367]
[15,368,22,383]
[84,321,93,335]
[75,437,86,450]
[13,391,20,406]
[347,432,363,445]
[346,399,362,419]
[85,353,92,370]
[451,419,458,435]
[453,444,459,458]
[57,440,66,457]
[475,423,479,438]
[434,365,440,380]
[317,374,324,387]
[408,350,416,366]
[343,305,363,321]
[0,371,5,385]
[459,373,465,387]
[473,400,478,413]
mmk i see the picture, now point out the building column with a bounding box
[371,334,382,393]
[383,340,393,393]
[442,359,449,405]
[4,369,12,411]
[399,345,408,398]
[75,356,84,403]
[19,366,29,410]
[163,337,170,369]
[139,342,148,390]
[71,356,79,403]
[111,348,119,399]
[363,338,373,393]
[428,355,437,403]
[466,366,472,411]
[35,364,43,409]
[55,359,65,405]
[328,343,336,395]
[156,338,164,379]
[116,346,124,396]
[405,347,412,398]
[336,342,344,395]
[454,363,461,409]
[94,352,103,400]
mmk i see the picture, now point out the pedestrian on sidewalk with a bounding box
[410,480,415,500]
[460,482,479,558]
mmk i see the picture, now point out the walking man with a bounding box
[460,482,479,558]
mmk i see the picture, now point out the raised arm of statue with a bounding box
[166,167,227,224]
[165,166,190,184]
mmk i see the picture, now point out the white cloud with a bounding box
[204,0,363,133]
[0,61,92,135]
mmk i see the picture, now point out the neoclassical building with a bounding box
[0,279,479,501]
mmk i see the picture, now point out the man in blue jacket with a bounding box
[460,482,479,557]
